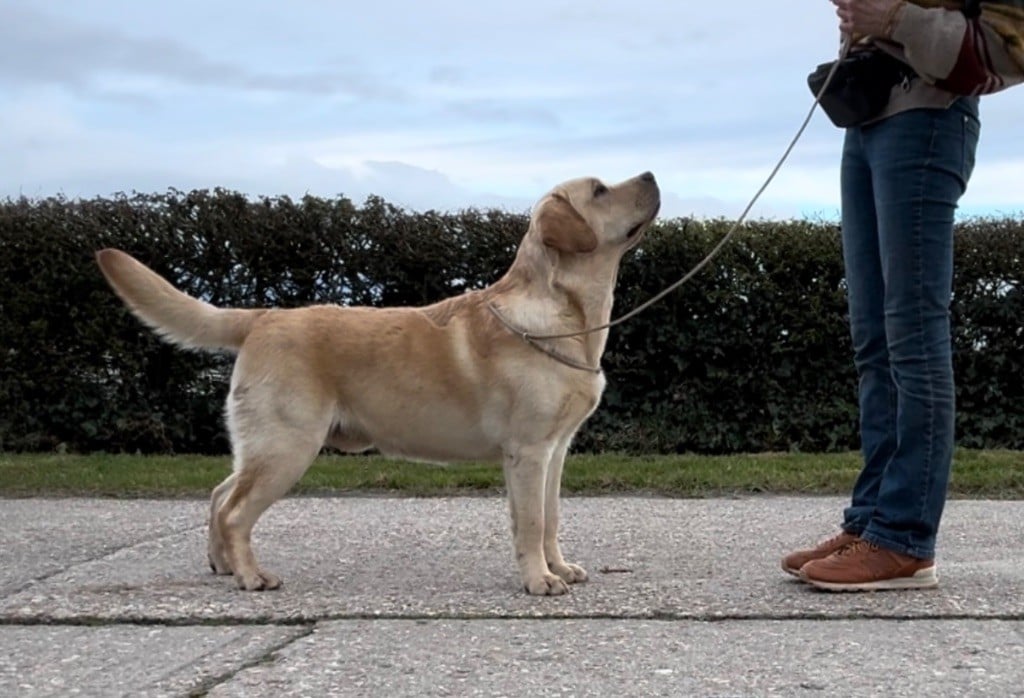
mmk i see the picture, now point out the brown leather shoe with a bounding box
[800,539,937,591]
[781,530,859,577]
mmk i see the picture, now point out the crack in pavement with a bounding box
[183,624,316,697]
[2,522,206,597]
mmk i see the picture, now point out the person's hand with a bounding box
[830,0,904,38]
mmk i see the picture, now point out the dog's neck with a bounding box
[490,237,624,367]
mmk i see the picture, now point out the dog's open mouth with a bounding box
[626,221,646,238]
[627,204,661,238]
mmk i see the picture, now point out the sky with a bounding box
[3,1,1023,221]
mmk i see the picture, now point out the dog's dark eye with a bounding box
[593,183,608,197]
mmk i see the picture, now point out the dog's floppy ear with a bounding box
[536,194,598,254]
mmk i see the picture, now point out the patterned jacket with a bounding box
[871,0,1024,119]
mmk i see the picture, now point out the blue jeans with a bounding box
[839,98,980,560]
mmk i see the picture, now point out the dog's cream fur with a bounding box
[96,172,660,594]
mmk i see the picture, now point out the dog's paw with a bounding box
[550,561,588,585]
[234,568,282,591]
[523,572,570,596]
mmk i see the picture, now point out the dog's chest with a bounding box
[541,369,606,422]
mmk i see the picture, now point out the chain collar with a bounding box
[486,302,602,374]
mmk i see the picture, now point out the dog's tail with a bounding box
[95,249,265,352]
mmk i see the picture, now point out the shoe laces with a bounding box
[836,539,879,557]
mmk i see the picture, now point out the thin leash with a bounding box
[489,36,854,366]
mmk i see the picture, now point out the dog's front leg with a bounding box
[503,445,569,595]
[543,440,588,585]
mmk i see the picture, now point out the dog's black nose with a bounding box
[639,171,656,183]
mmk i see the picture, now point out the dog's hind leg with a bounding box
[207,471,236,575]
[504,442,569,596]
[215,371,333,591]
[217,430,323,591]
[543,437,588,585]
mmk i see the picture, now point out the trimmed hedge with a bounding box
[1,189,1021,454]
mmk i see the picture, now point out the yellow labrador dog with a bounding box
[96,172,660,595]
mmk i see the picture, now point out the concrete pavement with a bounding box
[1,496,1022,696]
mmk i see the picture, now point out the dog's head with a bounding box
[530,172,661,256]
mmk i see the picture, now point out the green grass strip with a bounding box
[1,450,1021,499]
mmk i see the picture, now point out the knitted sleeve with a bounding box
[890,0,1024,94]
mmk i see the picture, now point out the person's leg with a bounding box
[779,124,891,576]
[859,99,980,559]
[839,125,896,535]
[801,99,980,590]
